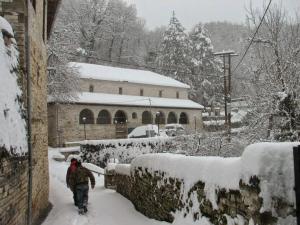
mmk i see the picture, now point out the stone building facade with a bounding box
[0,1,60,225]
[48,63,204,146]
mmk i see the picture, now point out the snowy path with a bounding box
[43,149,168,225]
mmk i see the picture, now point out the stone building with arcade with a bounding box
[48,62,204,146]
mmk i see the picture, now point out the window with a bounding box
[140,89,144,96]
[97,110,111,124]
[119,87,123,95]
[89,85,94,92]
[159,90,162,97]
[132,112,137,119]
[79,109,94,124]
[176,91,179,99]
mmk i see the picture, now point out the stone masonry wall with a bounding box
[114,168,295,225]
[27,1,50,223]
[0,150,28,225]
[0,0,50,224]
[79,79,189,99]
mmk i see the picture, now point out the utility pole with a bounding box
[214,51,238,142]
[148,98,153,130]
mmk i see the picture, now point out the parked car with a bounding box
[128,125,158,138]
[164,124,185,136]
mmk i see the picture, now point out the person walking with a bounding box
[66,158,78,206]
[69,161,95,214]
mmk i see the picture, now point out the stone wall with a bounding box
[114,169,295,225]
[112,143,297,225]
[25,1,50,223]
[48,103,203,147]
[0,151,28,225]
[79,79,189,99]
[0,0,50,224]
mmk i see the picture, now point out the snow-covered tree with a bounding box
[104,0,145,65]
[157,12,191,82]
[50,0,147,66]
[47,50,80,102]
[189,24,215,74]
[189,23,222,105]
[244,4,300,141]
[143,26,166,68]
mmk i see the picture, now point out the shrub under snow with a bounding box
[80,137,172,167]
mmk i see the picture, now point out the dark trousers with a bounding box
[76,184,89,209]
[73,190,77,205]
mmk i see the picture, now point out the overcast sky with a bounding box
[124,0,300,30]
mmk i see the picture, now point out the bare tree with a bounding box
[243,4,300,141]
[47,50,80,102]
[50,0,147,66]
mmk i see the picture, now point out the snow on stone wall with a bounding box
[80,137,172,168]
[114,142,298,225]
[0,16,27,156]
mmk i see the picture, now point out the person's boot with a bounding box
[83,201,88,213]
[78,208,84,215]
[83,206,88,213]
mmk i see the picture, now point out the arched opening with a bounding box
[142,111,153,124]
[167,112,177,124]
[79,109,94,124]
[179,112,189,124]
[155,111,166,124]
[132,112,137,119]
[114,110,127,124]
[97,110,111,124]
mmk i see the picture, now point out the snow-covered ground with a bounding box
[44,148,169,225]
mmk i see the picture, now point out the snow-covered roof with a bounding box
[50,92,204,109]
[68,62,190,89]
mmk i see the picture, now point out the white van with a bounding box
[128,125,158,138]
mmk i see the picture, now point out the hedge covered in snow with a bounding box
[80,137,172,168]
[0,16,27,156]
[114,142,299,225]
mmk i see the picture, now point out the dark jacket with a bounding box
[69,166,95,191]
[66,160,77,187]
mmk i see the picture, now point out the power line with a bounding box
[233,0,273,73]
